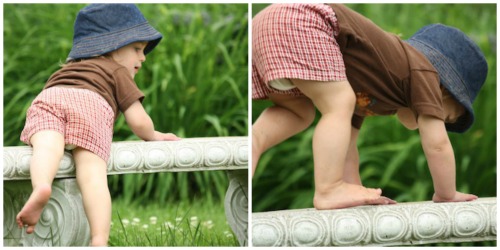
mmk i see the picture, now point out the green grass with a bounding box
[252,3,496,213]
[109,198,238,246]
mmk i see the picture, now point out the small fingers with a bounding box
[26,225,36,234]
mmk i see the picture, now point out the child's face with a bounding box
[109,42,148,78]
[442,93,465,124]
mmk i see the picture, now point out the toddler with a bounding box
[252,4,486,209]
[15,4,180,246]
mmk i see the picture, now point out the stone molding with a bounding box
[4,137,248,246]
[225,170,249,246]
[4,137,248,180]
[4,180,90,246]
[252,197,496,246]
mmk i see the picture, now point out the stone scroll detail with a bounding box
[252,198,497,246]
[3,137,248,180]
[225,170,248,246]
[3,179,90,246]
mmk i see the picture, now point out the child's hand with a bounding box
[432,192,478,203]
[152,131,181,141]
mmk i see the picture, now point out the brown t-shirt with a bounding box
[44,57,144,120]
[330,4,444,129]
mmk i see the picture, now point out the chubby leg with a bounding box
[343,128,397,205]
[252,94,316,176]
[73,148,111,246]
[292,79,386,209]
[16,131,65,234]
[343,127,362,185]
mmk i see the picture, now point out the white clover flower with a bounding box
[142,224,149,229]
[202,220,214,229]
[131,218,141,226]
[190,216,200,227]
[224,231,234,238]
[121,219,130,226]
[149,216,158,224]
[175,217,183,223]
[164,221,175,229]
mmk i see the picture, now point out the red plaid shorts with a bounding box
[20,87,114,162]
[252,4,347,99]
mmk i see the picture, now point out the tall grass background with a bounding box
[4,4,247,246]
[252,3,496,223]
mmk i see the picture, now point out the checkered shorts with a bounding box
[252,4,347,99]
[20,87,114,162]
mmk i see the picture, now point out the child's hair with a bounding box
[60,55,110,68]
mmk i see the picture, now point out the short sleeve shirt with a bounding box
[44,57,144,120]
[330,4,444,128]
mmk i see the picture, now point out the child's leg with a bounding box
[252,94,316,176]
[72,147,111,247]
[343,127,362,185]
[16,131,65,234]
[292,79,387,209]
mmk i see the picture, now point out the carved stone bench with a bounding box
[252,197,496,246]
[4,137,248,246]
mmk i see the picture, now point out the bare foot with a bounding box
[16,184,52,234]
[433,191,478,203]
[314,182,387,210]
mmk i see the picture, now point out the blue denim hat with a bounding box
[407,24,488,133]
[67,4,162,62]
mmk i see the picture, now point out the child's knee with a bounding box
[344,88,357,111]
[288,96,316,125]
[299,101,316,126]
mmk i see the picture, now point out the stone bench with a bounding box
[252,197,496,246]
[3,137,248,246]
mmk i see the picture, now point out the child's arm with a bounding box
[417,115,477,202]
[123,101,180,141]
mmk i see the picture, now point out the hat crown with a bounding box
[67,4,162,61]
[407,24,488,133]
[408,24,487,101]
[73,4,147,44]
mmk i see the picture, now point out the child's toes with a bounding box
[367,187,382,195]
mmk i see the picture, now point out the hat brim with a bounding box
[67,22,162,61]
[407,39,474,133]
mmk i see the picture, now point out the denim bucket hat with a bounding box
[67,4,162,62]
[407,24,488,133]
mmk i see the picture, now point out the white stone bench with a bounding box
[252,197,496,246]
[3,137,248,246]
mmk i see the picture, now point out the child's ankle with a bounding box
[90,235,108,246]
[32,184,52,200]
[314,180,344,195]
